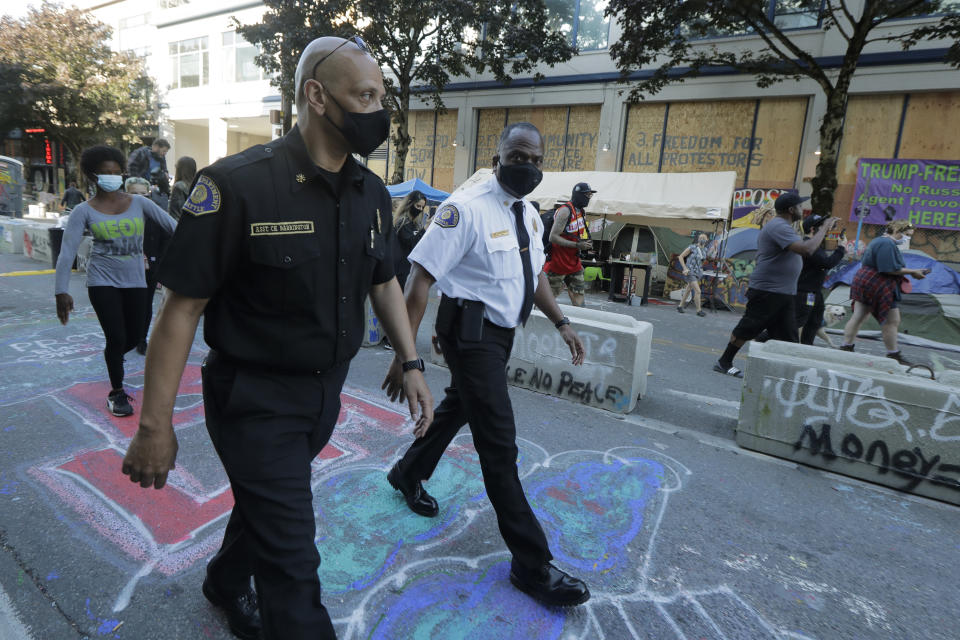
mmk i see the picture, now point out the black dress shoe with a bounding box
[509,560,590,607]
[202,577,262,640]
[387,462,439,517]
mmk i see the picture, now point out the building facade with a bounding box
[83,1,959,250]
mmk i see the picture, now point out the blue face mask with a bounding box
[96,174,124,192]
[894,235,910,246]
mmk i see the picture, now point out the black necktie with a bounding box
[511,201,535,325]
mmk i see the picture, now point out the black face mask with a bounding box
[572,193,591,209]
[324,91,390,157]
[496,162,543,198]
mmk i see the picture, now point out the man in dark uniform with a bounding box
[382,122,591,608]
[120,36,433,640]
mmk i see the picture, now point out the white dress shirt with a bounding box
[409,175,546,329]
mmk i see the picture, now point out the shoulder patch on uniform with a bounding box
[182,175,222,217]
[434,204,460,229]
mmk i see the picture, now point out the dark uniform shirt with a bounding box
[158,125,394,373]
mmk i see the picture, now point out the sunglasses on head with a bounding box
[311,36,369,79]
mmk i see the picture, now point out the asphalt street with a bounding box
[1,251,958,640]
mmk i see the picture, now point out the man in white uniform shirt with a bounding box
[381,122,590,607]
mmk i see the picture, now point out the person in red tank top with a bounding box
[544,182,595,306]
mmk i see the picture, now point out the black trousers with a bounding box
[397,299,552,570]
[141,265,161,343]
[87,286,147,389]
[731,289,799,343]
[795,290,825,346]
[201,352,349,640]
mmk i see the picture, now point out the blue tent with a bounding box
[825,250,960,294]
[386,178,450,204]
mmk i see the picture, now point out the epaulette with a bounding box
[208,144,276,176]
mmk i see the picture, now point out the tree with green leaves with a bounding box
[606,0,960,216]
[0,2,158,172]
[237,0,575,184]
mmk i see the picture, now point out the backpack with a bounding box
[542,202,589,258]
[540,207,557,257]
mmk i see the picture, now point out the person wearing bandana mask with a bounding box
[381,122,591,608]
[543,182,595,306]
[123,37,432,640]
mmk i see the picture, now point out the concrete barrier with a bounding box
[75,237,93,273]
[362,297,384,347]
[737,340,960,505]
[22,225,53,263]
[0,218,27,254]
[431,303,653,413]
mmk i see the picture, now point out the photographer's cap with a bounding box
[774,192,809,212]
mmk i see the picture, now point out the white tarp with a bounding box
[455,169,737,224]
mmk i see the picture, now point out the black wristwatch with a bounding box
[555,316,571,329]
[401,358,425,373]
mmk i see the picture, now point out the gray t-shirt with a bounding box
[55,195,177,294]
[748,216,802,295]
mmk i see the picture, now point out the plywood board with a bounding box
[621,103,667,174]
[506,108,534,124]
[475,108,506,171]
[404,111,435,182]
[366,158,387,183]
[749,97,808,187]
[563,105,601,171]
[836,94,902,183]
[432,109,458,192]
[898,91,960,160]
[661,100,757,183]
[538,107,572,171]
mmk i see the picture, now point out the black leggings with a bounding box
[142,269,161,343]
[88,286,148,390]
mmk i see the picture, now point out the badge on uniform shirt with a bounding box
[182,175,222,216]
[490,230,509,239]
[434,204,460,229]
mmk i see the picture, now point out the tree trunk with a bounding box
[810,11,872,218]
[389,92,412,185]
[63,139,85,191]
[280,42,293,135]
[810,89,845,218]
[282,90,293,135]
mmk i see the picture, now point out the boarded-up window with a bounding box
[474,109,507,172]
[474,105,601,172]
[749,97,808,189]
[621,103,667,173]
[660,100,757,183]
[621,97,807,188]
[898,91,960,161]
[834,94,904,217]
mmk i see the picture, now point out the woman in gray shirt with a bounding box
[54,145,177,417]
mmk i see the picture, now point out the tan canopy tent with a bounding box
[455,169,738,234]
